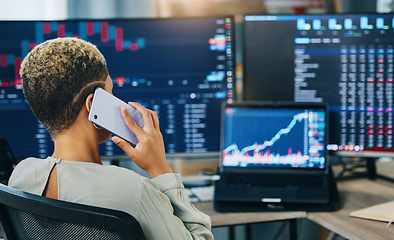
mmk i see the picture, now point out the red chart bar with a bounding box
[29,43,36,50]
[43,22,51,34]
[0,55,7,67]
[101,21,109,42]
[87,22,94,36]
[130,42,138,51]
[14,57,22,80]
[14,79,22,88]
[58,24,65,38]
[115,28,123,51]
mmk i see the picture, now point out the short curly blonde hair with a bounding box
[21,37,108,136]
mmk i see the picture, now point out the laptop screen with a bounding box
[221,102,327,170]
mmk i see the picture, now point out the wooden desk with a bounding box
[194,178,394,240]
[194,201,307,227]
[190,163,394,240]
[307,179,394,240]
[194,201,306,240]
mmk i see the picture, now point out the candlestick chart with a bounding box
[0,18,234,159]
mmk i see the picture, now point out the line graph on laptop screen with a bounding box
[222,107,326,169]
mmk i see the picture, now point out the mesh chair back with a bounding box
[0,183,145,240]
[8,207,122,240]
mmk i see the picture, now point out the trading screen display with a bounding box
[243,14,394,152]
[0,17,234,159]
[222,106,326,169]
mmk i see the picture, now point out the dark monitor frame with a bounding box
[0,139,18,184]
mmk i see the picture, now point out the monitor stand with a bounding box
[334,151,394,182]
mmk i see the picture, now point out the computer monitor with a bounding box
[0,17,234,160]
[243,14,394,153]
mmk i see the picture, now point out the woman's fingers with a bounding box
[150,109,160,129]
[111,102,170,178]
[120,105,144,137]
[127,102,156,130]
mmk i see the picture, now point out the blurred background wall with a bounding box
[1,0,391,21]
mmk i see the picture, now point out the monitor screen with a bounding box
[243,14,394,153]
[222,103,327,169]
[0,17,234,160]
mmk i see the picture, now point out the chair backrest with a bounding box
[0,183,146,240]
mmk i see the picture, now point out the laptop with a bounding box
[214,101,330,205]
[0,139,18,185]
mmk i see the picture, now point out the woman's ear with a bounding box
[85,93,94,112]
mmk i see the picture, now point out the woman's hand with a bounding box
[111,102,173,178]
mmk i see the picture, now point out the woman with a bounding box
[9,37,213,240]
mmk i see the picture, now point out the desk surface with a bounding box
[194,201,306,227]
[194,175,394,240]
[307,178,394,240]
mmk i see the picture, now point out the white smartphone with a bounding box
[88,87,144,146]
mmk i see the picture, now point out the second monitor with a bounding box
[243,14,394,153]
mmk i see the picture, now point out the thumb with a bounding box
[111,136,138,158]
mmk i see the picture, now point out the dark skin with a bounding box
[43,74,172,199]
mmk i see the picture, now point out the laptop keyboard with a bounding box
[218,173,325,189]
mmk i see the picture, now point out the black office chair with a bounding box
[0,183,146,240]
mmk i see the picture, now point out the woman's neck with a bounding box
[52,134,102,164]
[51,116,102,164]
